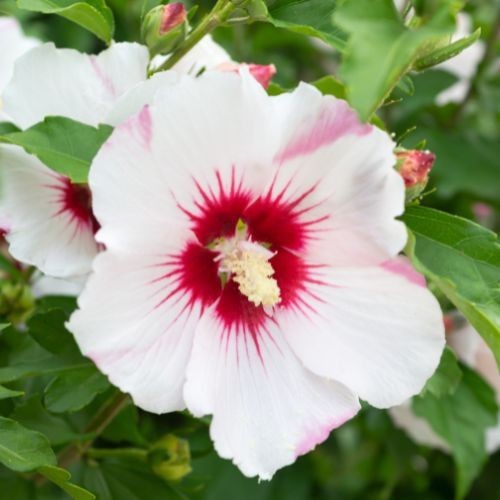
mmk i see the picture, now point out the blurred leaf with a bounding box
[44,366,109,414]
[334,0,454,120]
[0,330,90,384]
[404,128,500,202]
[0,117,113,183]
[423,347,462,397]
[11,396,82,446]
[27,308,80,357]
[0,416,56,472]
[312,75,346,98]
[267,0,346,50]
[0,122,20,135]
[413,365,498,498]
[38,465,95,500]
[403,206,500,366]
[17,0,115,44]
[101,405,146,446]
[0,385,24,400]
[77,458,186,500]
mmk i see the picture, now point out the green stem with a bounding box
[86,447,148,460]
[34,392,130,486]
[152,0,236,74]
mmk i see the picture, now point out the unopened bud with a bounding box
[0,282,35,325]
[141,3,188,58]
[217,62,277,89]
[396,149,435,202]
[149,434,191,481]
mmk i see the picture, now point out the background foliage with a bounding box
[0,0,499,498]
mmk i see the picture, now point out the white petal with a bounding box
[0,17,38,94]
[31,274,86,298]
[0,145,98,277]
[277,260,445,408]
[91,71,278,253]
[67,250,201,413]
[3,42,149,128]
[269,83,406,266]
[184,313,360,479]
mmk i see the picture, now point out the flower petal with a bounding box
[278,260,445,408]
[67,250,204,413]
[0,146,98,277]
[0,17,38,94]
[184,312,360,479]
[91,72,279,253]
[3,42,149,128]
[269,83,406,266]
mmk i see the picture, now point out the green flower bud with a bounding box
[141,3,188,58]
[149,434,191,481]
[0,281,35,325]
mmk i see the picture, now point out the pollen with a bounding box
[221,249,281,310]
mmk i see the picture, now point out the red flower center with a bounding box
[59,179,100,234]
[163,170,324,347]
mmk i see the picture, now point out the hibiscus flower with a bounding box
[68,71,445,479]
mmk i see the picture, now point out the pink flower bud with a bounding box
[217,62,277,89]
[160,2,187,35]
[141,3,188,57]
[396,149,435,188]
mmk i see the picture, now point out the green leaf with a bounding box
[101,405,147,446]
[334,0,454,120]
[422,347,462,397]
[0,122,20,135]
[11,396,83,446]
[0,417,56,472]
[412,366,498,498]
[16,0,115,44]
[267,0,346,51]
[0,117,113,183]
[403,206,500,366]
[45,366,110,413]
[311,75,347,99]
[38,465,96,500]
[0,385,24,400]
[27,308,80,357]
[76,458,186,500]
[0,334,90,383]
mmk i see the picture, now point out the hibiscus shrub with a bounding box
[0,0,499,499]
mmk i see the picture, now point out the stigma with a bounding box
[214,224,281,314]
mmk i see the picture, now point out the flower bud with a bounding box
[148,434,191,481]
[141,3,188,58]
[0,282,35,325]
[217,62,277,89]
[396,149,435,202]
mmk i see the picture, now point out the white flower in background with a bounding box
[0,42,154,278]
[68,71,444,479]
[436,13,485,105]
[390,322,500,453]
[0,17,39,119]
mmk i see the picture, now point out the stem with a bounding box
[59,392,130,469]
[34,392,130,486]
[86,447,147,460]
[152,0,235,74]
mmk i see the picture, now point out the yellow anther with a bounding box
[222,249,281,309]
